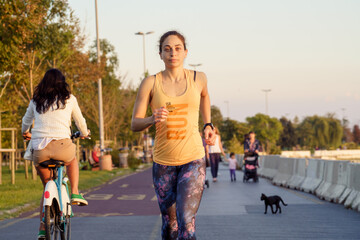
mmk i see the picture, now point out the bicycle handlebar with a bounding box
[71,131,91,140]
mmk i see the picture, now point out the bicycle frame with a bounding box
[42,165,72,221]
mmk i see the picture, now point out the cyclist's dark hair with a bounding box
[159,30,187,53]
[230,152,235,157]
[33,68,71,114]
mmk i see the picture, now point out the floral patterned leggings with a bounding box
[153,159,206,240]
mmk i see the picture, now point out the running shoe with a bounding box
[71,193,88,206]
[38,230,45,239]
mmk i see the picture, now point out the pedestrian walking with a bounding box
[226,152,237,182]
[131,30,216,240]
[207,127,226,182]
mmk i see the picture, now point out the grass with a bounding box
[0,163,140,220]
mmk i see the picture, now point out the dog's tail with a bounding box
[280,198,288,206]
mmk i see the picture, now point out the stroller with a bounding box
[243,151,259,182]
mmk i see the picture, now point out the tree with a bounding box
[278,117,297,150]
[353,125,360,145]
[246,113,283,154]
[297,115,343,149]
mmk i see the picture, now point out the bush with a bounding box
[110,149,120,167]
[127,151,142,169]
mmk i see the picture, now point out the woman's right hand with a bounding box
[23,132,32,140]
[152,106,169,124]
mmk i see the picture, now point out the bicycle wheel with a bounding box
[44,205,61,240]
[59,216,71,240]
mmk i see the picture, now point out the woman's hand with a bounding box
[23,131,32,140]
[80,129,91,139]
[152,106,169,124]
[204,126,216,145]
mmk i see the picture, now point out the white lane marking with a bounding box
[86,194,114,200]
[117,194,146,201]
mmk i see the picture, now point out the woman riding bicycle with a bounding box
[21,68,89,240]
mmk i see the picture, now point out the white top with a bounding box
[228,157,237,170]
[22,94,88,150]
[209,135,221,153]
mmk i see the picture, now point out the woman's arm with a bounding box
[131,76,168,132]
[197,72,216,145]
[206,144,210,160]
[218,135,226,156]
[71,95,89,136]
[22,100,35,136]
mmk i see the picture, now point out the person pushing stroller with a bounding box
[243,131,260,182]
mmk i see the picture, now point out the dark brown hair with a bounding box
[159,30,187,53]
[33,68,71,114]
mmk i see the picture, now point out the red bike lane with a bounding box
[72,166,160,217]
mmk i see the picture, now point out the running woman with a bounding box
[131,30,215,240]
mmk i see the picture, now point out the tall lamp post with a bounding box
[135,31,154,162]
[95,0,105,161]
[189,63,202,71]
[135,31,154,76]
[262,89,271,115]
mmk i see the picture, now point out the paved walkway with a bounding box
[1,163,360,239]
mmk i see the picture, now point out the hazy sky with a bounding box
[68,0,360,126]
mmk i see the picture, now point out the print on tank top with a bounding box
[166,102,188,140]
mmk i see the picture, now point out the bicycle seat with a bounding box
[39,159,65,168]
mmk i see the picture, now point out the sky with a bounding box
[67,0,360,127]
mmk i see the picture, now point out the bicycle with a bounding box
[39,131,89,240]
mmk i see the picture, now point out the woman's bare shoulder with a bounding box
[139,75,156,93]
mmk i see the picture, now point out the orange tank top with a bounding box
[150,69,205,166]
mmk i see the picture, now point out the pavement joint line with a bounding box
[284,188,325,205]
[149,214,161,240]
[75,212,133,217]
[107,165,151,185]
[0,212,39,230]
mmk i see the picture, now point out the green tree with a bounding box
[297,115,343,149]
[278,117,297,150]
[353,125,360,145]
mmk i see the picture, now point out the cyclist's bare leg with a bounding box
[65,157,79,195]
[36,166,51,231]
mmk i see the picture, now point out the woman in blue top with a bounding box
[244,131,260,154]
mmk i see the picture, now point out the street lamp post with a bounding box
[95,0,105,161]
[262,89,271,115]
[135,31,154,162]
[189,63,202,71]
[135,31,154,77]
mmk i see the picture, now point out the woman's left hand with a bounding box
[204,127,216,145]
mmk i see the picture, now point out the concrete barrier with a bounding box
[281,151,311,158]
[338,163,352,204]
[344,163,360,211]
[286,158,307,190]
[315,160,349,203]
[272,157,296,187]
[314,149,360,159]
[259,155,280,180]
[300,159,325,194]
